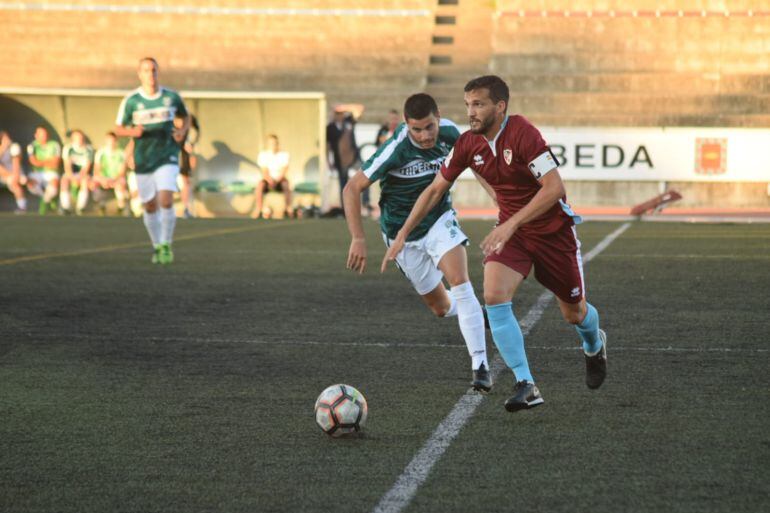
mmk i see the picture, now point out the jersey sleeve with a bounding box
[116,95,133,126]
[62,144,72,162]
[26,143,34,157]
[440,133,470,182]
[438,118,461,146]
[86,146,95,162]
[512,115,557,179]
[361,127,404,182]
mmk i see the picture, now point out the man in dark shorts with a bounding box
[383,75,607,412]
[173,112,198,218]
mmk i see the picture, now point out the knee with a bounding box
[561,304,586,325]
[484,290,509,306]
[432,304,450,318]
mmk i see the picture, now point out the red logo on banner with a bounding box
[695,138,727,175]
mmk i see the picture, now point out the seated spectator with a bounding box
[92,131,129,216]
[60,129,94,215]
[251,134,293,219]
[26,125,61,215]
[0,130,28,213]
[173,112,199,219]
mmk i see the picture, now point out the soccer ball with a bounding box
[314,384,368,437]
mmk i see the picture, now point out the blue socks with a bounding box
[486,302,533,383]
[576,303,602,355]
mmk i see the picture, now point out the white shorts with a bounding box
[382,209,468,295]
[28,170,59,186]
[135,164,179,203]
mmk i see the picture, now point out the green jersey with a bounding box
[26,140,61,174]
[95,147,125,179]
[63,144,94,174]
[362,118,461,241]
[115,87,188,174]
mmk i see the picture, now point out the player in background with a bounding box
[0,131,28,213]
[26,126,61,215]
[345,93,492,392]
[114,57,189,264]
[60,129,94,215]
[383,76,607,412]
[92,131,129,216]
[173,112,199,218]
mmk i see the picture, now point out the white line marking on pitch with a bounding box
[370,222,632,513]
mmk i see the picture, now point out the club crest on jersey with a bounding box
[473,154,484,167]
[503,149,512,165]
[137,103,145,110]
[163,97,172,107]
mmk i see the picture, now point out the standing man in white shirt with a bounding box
[251,134,293,219]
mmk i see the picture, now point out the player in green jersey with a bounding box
[26,126,61,215]
[61,129,94,215]
[114,57,189,264]
[93,131,129,215]
[344,93,492,392]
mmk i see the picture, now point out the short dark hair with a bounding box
[403,93,439,121]
[464,75,509,111]
[106,131,117,138]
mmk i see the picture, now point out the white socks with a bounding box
[143,210,162,246]
[450,281,488,370]
[76,186,89,211]
[445,296,458,317]
[143,208,176,246]
[160,207,176,244]
[60,188,72,210]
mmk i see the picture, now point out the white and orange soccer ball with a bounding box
[314,384,368,437]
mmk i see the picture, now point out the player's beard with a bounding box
[469,113,495,135]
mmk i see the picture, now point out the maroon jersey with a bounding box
[441,115,580,234]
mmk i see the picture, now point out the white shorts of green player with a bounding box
[382,209,468,296]
[135,164,179,204]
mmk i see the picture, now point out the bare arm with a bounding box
[343,171,374,274]
[113,124,143,138]
[480,168,566,255]
[380,173,453,272]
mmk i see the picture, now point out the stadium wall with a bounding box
[2,0,769,210]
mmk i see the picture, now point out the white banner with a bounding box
[541,127,769,183]
[356,124,770,183]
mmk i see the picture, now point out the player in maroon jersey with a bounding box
[381,75,607,412]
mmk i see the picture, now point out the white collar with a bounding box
[485,116,508,157]
[138,86,163,100]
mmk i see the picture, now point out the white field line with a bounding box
[370,222,633,513]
